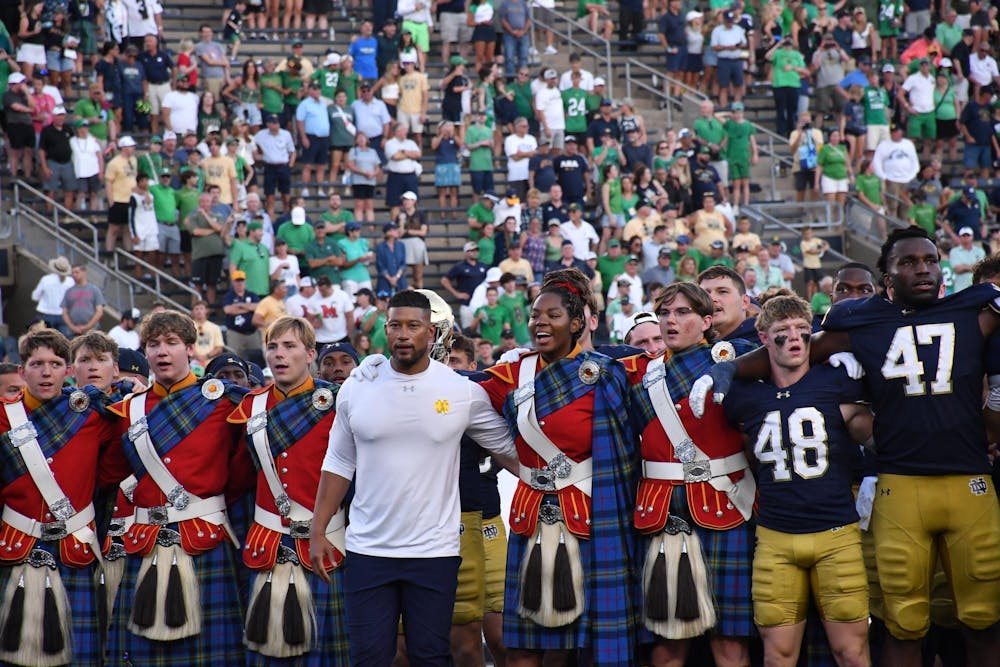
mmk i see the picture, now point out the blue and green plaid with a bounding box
[0,386,104,486]
[122,380,247,480]
[501,352,642,665]
[249,381,339,466]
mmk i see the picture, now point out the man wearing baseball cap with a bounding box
[534,69,566,150]
[105,136,139,253]
[950,223,986,291]
[442,241,488,327]
[317,341,360,383]
[622,310,665,354]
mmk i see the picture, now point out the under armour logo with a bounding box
[776,391,791,399]
[970,477,989,496]
[402,385,415,392]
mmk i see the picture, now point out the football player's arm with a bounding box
[840,402,874,448]
[312,389,355,583]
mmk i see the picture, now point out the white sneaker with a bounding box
[317,188,327,197]
[530,47,539,56]
[544,45,558,55]
[301,187,310,197]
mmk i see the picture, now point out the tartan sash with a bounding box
[123,381,247,481]
[505,354,596,438]
[0,387,102,487]
[247,380,339,469]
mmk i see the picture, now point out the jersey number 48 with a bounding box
[881,323,955,396]
[754,407,829,482]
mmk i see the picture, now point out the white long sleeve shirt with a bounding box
[32,274,73,316]
[323,360,516,557]
[872,138,919,184]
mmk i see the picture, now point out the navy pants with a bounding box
[343,552,461,667]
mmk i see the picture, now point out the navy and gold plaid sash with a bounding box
[0,386,104,486]
[248,381,338,469]
[123,380,247,480]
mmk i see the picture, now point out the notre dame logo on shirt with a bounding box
[434,399,450,414]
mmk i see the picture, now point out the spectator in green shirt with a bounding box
[596,239,627,293]
[577,0,613,39]
[704,239,735,268]
[907,188,938,236]
[473,286,512,345]
[815,129,852,207]
[670,235,706,272]
[562,71,589,135]
[229,220,271,295]
[75,83,112,145]
[478,222,497,265]
[767,37,809,137]
[305,221,345,285]
[692,99,727,182]
[720,102,757,209]
[467,192,498,239]
[936,9,962,53]
[260,59,286,117]
[810,275,833,316]
[465,110,495,195]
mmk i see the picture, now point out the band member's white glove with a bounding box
[828,352,864,380]
[856,475,878,531]
[350,354,387,381]
[689,362,736,419]
[496,347,530,364]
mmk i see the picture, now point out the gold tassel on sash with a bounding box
[127,540,201,641]
[642,516,716,639]
[0,550,73,667]
[243,556,316,658]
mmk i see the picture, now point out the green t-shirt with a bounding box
[723,119,755,162]
[596,254,627,290]
[467,201,495,239]
[321,209,355,242]
[282,71,303,105]
[703,255,735,269]
[260,72,285,114]
[592,145,620,183]
[478,236,496,265]
[693,117,725,158]
[606,178,624,214]
[577,0,605,19]
[671,247,705,272]
[336,71,360,105]
[175,186,201,228]
[934,86,957,120]
[817,143,848,180]
[855,172,882,205]
[230,239,271,295]
[771,48,805,88]
[585,92,602,115]
[878,0,903,35]
[936,22,963,52]
[498,291,530,344]
[338,236,372,282]
[562,87,589,134]
[367,312,387,353]
[509,79,534,119]
[908,202,938,236]
[475,303,512,345]
[810,291,832,316]
[74,98,108,140]
[466,123,494,172]
[138,152,163,181]
[311,68,340,100]
[305,236,345,284]
[862,87,890,125]
[276,220,316,253]
[940,259,954,295]
[150,183,178,224]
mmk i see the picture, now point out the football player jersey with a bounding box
[822,283,1000,476]
[726,364,865,533]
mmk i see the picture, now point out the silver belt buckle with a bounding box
[145,505,171,525]
[682,459,712,483]
[48,496,75,522]
[8,422,38,448]
[529,467,557,491]
[538,503,563,525]
[167,485,190,511]
[288,520,311,539]
[39,520,67,541]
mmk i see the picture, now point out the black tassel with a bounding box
[1,574,24,651]
[675,536,700,621]
[245,572,272,644]
[132,554,158,628]
[97,571,108,633]
[164,553,187,628]
[282,571,305,646]
[646,541,671,621]
[521,533,543,612]
[552,529,576,612]
[42,575,64,654]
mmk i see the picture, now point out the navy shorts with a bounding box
[264,164,291,195]
[717,58,745,87]
[667,46,687,72]
[385,171,419,207]
[301,133,330,164]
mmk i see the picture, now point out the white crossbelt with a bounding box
[514,354,593,497]
[247,392,301,519]
[2,401,103,562]
[642,354,755,520]
[127,393,238,547]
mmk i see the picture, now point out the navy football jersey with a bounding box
[725,364,865,533]
[822,283,1000,475]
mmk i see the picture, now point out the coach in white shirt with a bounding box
[311,290,516,666]
[534,68,566,150]
[31,256,74,335]
[504,117,538,199]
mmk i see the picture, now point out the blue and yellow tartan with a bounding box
[106,542,246,666]
[0,553,103,667]
[500,352,642,665]
[0,386,104,486]
[628,341,758,641]
[245,534,350,667]
[248,381,339,466]
[121,381,247,481]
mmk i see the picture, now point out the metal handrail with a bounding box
[747,201,845,229]
[530,5,614,99]
[113,249,202,304]
[14,180,100,258]
[743,203,852,266]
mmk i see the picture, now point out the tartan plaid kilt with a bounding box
[244,540,350,667]
[642,485,755,640]
[0,553,102,667]
[106,541,246,666]
[502,527,594,652]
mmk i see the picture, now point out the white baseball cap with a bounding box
[118,136,137,148]
[52,106,66,115]
[401,190,418,200]
[325,52,341,66]
[163,130,177,141]
[593,76,606,86]
[291,206,306,225]
[624,311,658,340]
[544,68,558,79]
[8,73,25,84]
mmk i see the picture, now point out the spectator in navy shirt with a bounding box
[619,0,644,51]
[555,136,590,205]
[349,19,379,80]
[691,146,725,208]
[529,137,558,192]
[623,127,653,171]
[585,99,620,154]
[120,44,148,131]
[442,241,488,327]
[541,183,570,224]
[545,239,594,277]
[138,34,173,134]
[658,0,686,94]
[959,85,994,174]
[375,222,407,295]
